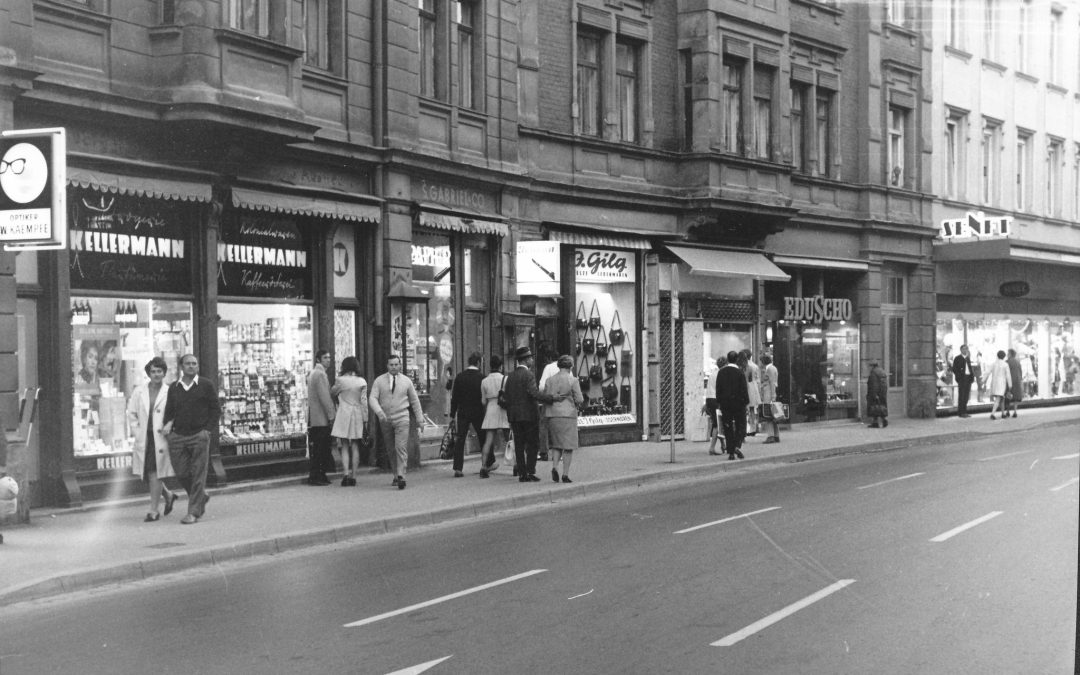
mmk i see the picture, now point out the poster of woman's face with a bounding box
[97,339,120,379]
[77,340,100,387]
[73,325,122,394]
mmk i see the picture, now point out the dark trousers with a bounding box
[956,378,972,415]
[452,413,486,472]
[308,425,333,479]
[167,430,210,517]
[720,406,743,455]
[510,419,540,475]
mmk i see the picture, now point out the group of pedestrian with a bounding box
[951,343,1024,421]
[706,349,780,461]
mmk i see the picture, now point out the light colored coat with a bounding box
[542,369,585,418]
[307,363,336,427]
[760,363,778,404]
[128,382,174,479]
[987,358,1012,398]
[746,361,762,407]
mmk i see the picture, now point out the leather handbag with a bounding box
[496,374,508,409]
[608,310,624,345]
[578,355,592,392]
[595,342,609,357]
[582,338,595,354]
[605,358,618,375]
[620,376,632,407]
[602,379,619,403]
[575,301,588,330]
[589,364,604,382]
[588,299,602,329]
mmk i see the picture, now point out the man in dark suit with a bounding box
[449,351,486,477]
[504,346,560,482]
[715,350,749,460]
[952,344,975,418]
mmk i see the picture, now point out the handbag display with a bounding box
[438,420,456,460]
[595,342,609,358]
[575,301,588,331]
[578,355,592,393]
[582,338,596,354]
[608,310,624,345]
[589,364,604,382]
[587,299,602,329]
[605,358,618,375]
[602,378,619,403]
[620,376,632,407]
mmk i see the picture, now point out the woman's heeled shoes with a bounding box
[144,512,160,522]
[163,491,178,516]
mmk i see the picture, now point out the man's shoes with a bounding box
[180,514,199,525]
[1012,412,1018,418]
[728,454,736,460]
[397,477,406,490]
[764,436,779,444]
[561,475,572,483]
[989,414,997,420]
[735,449,745,459]
[163,491,178,516]
[538,454,549,462]
[552,468,560,482]
[527,474,541,482]
[453,470,464,478]
[479,469,490,479]
[391,476,400,486]
[746,432,757,437]
[144,512,160,522]
[512,465,520,477]
[308,476,331,486]
[519,474,529,483]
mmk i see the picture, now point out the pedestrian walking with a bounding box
[987,350,1012,420]
[331,356,368,486]
[536,343,559,463]
[306,349,336,486]
[479,354,508,478]
[369,355,425,490]
[705,356,723,456]
[504,346,560,483]
[1005,349,1023,418]
[127,356,178,521]
[866,360,889,428]
[449,352,486,478]
[952,344,975,418]
[162,354,220,525]
[759,354,781,444]
[715,350,749,460]
[742,350,762,437]
[542,355,584,483]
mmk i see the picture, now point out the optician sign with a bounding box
[939,211,1011,239]
[0,127,66,251]
[783,295,853,323]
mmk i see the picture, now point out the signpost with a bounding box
[0,127,66,251]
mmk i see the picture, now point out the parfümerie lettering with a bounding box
[70,229,184,258]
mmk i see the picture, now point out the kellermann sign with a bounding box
[783,295,853,323]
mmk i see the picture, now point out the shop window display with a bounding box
[72,298,192,459]
[217,304,313,448]
[936,316,1079,408]
[773,320,860,422]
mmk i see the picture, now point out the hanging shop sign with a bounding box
[0,127,66,251]
[516,240,561,296]
[218,214,311,299]
[783,296,853,323]
[69,192,191,291]
[575,248,635,283]
[998,280,1030,298]
[939,211,1011,240]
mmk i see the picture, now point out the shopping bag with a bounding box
[504,432,516,463]
[770,401,788,421]
[438,420,456,460]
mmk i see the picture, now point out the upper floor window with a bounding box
[1047,139,1064,217]
[886,0,907,27]
[752,65,774,160]
[616,39,640,143]
[722,57,744,155]
[1049,8,1063,84]
[888,106,908,187]
[454,1,477,109]
[230,0,268,36]
[577,32,603,137]
[1016,130,1033,212]
[981,120,1001,205]
[983,0,998,61]
[681,50,694,149]
[945,112,967,199]
[419,0,439,99]
[791,84,807,172]
[815,90,833,176]
[303,0,336,71]
[946,0,964,50]
[1018,0,1032,73]
[1073,144,1080,220]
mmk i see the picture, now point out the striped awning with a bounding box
[547,227,654,250]
[667,245,790,282]
[68,168,212,202]
[232,187,380,223]
[419,207,508,237]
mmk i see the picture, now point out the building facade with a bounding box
[925,0,1080,412]
[0,0,943,507]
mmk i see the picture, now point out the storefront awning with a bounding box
[934,238,1080,267]
[68,168,212,202]
[771,254,869,271]
[547,227,656,250]
[418,206,508,237]
[666,245,790,282]
[232,187,381,223]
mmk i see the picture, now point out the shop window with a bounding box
[577,31,603,137]
[334,309,357,369]
[217,304,313,448]
[71,298,193,459]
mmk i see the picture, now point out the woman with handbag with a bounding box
[759,354,781,444]
[479,354,509,478]
[866,360,889,428]
[1005,349,1023,418]
[542,355,585,483]
[987,349,1012,420]
[331,356,369,486]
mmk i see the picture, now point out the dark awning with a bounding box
[666,245,790,282]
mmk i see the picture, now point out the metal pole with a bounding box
[669,265,679,463]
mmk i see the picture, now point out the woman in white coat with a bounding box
[987,349,1012,421]
[128,356,177,521]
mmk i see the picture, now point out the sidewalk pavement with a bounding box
[2,405,1077,606]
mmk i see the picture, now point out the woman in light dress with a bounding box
[331,356,368,486]
[542,355,585,483]
[987,350,1012,421]
[743,350,762,437]
[479,355,508,478]
[128,356,177,521]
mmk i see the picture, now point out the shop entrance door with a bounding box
[883,312,906,417]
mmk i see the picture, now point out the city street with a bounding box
[1,426,1076,674]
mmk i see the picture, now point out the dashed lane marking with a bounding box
[674,507,782,534]
[929,512,1003,542]
[711,580,856,647]
[856,472,925,490]
[384,656,453,674]
[1050,477,1079,492]
[977,451,1033,462]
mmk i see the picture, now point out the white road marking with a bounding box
[384,656,453,674]
[1029,460,1039,470]
[856,472,924,490]
[711,579,856,647]
[567,589,594,600]
[977,451,1032,462]
[929,512,1003,542]
[344,570,547,627]
[674,507,782,534]
[1050,477,1079,492]
[1052,453,1080,460]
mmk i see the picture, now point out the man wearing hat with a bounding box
[504,346,561,482]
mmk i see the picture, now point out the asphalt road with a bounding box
[1,427,1077,675]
